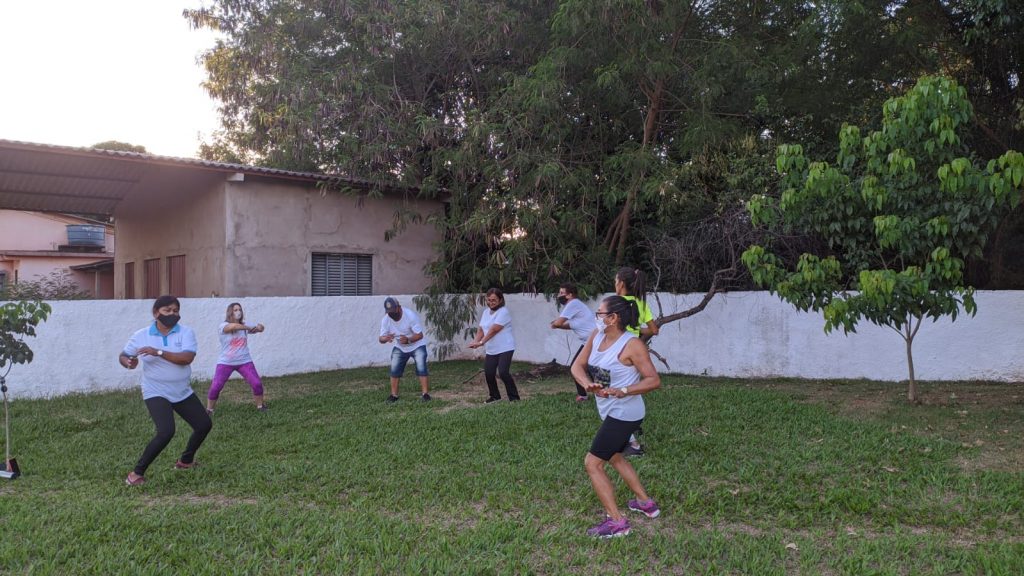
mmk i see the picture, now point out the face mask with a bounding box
[556,295,567,306]
[387,312,401,321]
[233,311,243,320]
[158,313,180,328]
[595,315,607,333]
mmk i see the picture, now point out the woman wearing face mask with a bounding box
[614,266,658,457]
[571,295,661,538]
[119,295,212,486]
[206,302,266,414]
[468,288,520,402]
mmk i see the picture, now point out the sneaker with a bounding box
[627,498,661,518]
[586,517,631,538]
[484,397,501,404]
[623,443,645,458]
[256,404,268,412]
[125,472,146,486]
[421,393,432,402]
[575,395,588,402]
[386,395,400,403]
[174,460,198,470]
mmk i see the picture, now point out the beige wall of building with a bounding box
[113,174,443,298]
[224,179,442,296]
[114,181,227,298]
[0,210,114,297]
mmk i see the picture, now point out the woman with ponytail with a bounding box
[571,295,661,538]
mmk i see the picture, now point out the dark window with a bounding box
[124,262,135,299]
[167,255,186,297]
[143,258,161,299]
[311,253,372,296]
[0,270,7,295]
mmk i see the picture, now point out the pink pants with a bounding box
[208,362,263,400]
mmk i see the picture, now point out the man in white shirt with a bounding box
[378,297,431,403]
[550,282,596,401]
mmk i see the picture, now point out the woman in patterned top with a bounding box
[206,302,266,414]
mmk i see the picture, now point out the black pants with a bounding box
[484,350,519,400]
[570,344,587,396]
[135,393,213,476]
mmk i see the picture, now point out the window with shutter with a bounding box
[124,262,135,299]
[143,258,161,298]
[311,253,372,296]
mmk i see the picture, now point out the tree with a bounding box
[0,299,51,476]
[91,141,147,153]
[743,76,1023,403]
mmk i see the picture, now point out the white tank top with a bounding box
[587,331,645,421]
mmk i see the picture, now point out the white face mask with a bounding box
[233,310,243,320]
[595,315,607,333]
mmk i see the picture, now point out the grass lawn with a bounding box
[1,360,1022,575]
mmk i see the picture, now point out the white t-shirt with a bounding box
[217,322,254,366]
[587,331,645,422]
[379,308,429,353]
[559,298,596,343]
[480,306,515,355]
[123,322,198,402]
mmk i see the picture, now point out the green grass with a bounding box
[1,362,1022,575]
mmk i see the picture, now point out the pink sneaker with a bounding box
[586,517,631,538]
[125,472,146,486]
[627,498,660,518]
[174,460,198,470]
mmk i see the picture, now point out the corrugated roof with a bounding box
[0,139,395,215]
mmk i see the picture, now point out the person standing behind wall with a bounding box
[468,288,520,403]
[379,297,432,403]
[614,267,659,457]
[550,282,596,402]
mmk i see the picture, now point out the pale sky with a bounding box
[0,1,221,158]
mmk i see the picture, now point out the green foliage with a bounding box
[90,141,147,153]
[0,300,51,370]
[744,76,1023,401]
[4,270,92,301]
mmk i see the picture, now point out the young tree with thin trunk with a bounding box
[743,76,1023,403]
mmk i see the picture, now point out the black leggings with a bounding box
[134,393,213,476]
[570,344,587,396]
[484,350,519,400]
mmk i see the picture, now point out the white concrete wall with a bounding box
[3,291,1022,398]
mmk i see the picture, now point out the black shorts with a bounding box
[589,415,644,461]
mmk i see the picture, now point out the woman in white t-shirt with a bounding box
[468,288,520,402]
[206,302,266,414]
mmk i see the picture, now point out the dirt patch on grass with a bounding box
[745,379,1024,473]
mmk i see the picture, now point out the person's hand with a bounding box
[468,341,482,349]
[381,333,394,344]
[121,355,139,369]
[253,323,265,333]
[398,335,409,345]
[137,346,159,357]
[584,381,602,393]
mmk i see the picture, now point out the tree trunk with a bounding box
[903,314,923,404]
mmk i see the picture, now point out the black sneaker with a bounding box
[386,395,400,403]
[484,397,501,404]
[421,393,432,402]
[623,444,645,458]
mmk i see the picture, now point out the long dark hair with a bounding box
[616,267,646,301]
[602,295,640,332]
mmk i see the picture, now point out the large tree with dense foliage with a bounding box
[187,1,959,291]
[743,76,1023,402]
